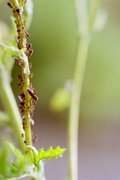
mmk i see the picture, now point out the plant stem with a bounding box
[89,0,101,32]
[0,112,9,125]
[68,0,104,179]
[68,36,90,180]
[8,0,35,146]
[0,64,26,151]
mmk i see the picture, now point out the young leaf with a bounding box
[37,146,66,162]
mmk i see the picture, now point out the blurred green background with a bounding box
[1,0,120,179]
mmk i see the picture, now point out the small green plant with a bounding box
[0,0,65,179]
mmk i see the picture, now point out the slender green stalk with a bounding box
[68,0,104,180]
[8,0,35,146]
[0,112,9,125]
[0,64,26,151]
[89,0,101,32]
[68,36,90,180]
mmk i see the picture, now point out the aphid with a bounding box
[15,58,19,65]
[24,140,28,145]
[20,101,25,107]
[20,93,25,99]
[30,118,34,125]
[26,43,32,50]
[26,31,30,37]
[20,105,24,113]
[29,104,35,117]
[16,8,20,14]
[27,88,38,101]
[33,136,38,143]
[7,2,12,8]
[28,49,33,57]
[18,44,21,49]
[17,29,20,33]
[22,26,24,30]
[22,120,27,129]
[18,74,23,81]
[21,133,24,138]
[15,58,22,67]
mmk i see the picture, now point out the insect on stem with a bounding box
[7,0,38,146]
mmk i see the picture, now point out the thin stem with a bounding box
[0,112,9,125]
[88,0,101,32]
[8,0,36,146]
[68,1,104,179]
[0,64,26,151]
[68,36,90,180]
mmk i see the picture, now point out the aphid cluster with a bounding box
[7,0,38,144]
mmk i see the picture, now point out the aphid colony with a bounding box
[7,0,38,144]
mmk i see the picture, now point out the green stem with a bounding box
[68,0,103,179]
[0,64,26,152]
[8,0,33,146]
[68,36,90,180]
[89,0,101,32]
[0,112,9,125]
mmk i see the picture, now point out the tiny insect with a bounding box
[33,136,38,143]
[26,31,30,37]
[7,2,12,8]
[26,43,32,50]
[27,88,38,101]
[16,8,20,14]
[20,93,25,99]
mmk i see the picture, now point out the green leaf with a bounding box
[7,143,32,176]
[6,142,23,159]
[37,146,66,162]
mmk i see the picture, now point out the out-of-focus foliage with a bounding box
[0,142,30,178]
[50,88,70,112]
